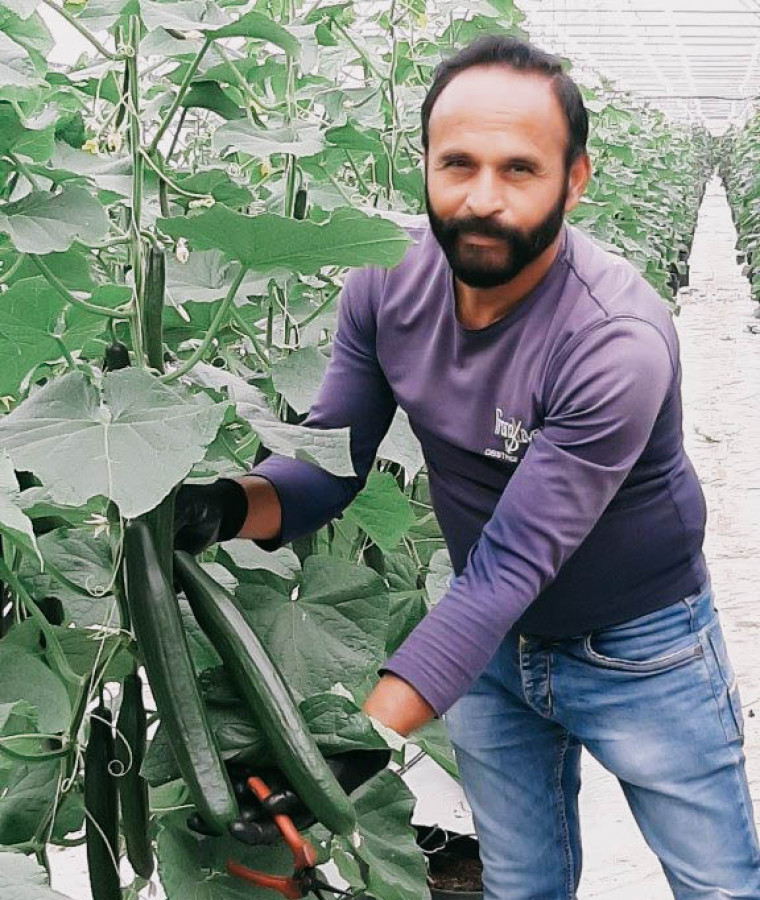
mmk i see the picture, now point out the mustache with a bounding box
[444,219,521,241]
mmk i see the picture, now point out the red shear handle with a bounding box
[227,860,305,900]
[247,777,318,871]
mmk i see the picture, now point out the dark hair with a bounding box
[421,35,589,168]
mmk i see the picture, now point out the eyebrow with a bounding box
[436,150,542,168]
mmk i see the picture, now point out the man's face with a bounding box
[424,66,579,289]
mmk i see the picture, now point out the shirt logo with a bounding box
[485,408,541,463]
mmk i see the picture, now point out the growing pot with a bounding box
[415,824,484,900]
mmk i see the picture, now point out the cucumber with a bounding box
[174,551,357,836]
[85,705,121,900]
[142,246,165,373]
[123,520,238,836]
[103,341,131,372]
[116,671,154,879]
[293,186,308,220]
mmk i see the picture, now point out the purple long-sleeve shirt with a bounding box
[250,220,708,716]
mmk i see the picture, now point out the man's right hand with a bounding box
[173,478,249,555]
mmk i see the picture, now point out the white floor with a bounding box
[48,176,760,898]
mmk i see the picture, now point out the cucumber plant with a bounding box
[0,0,713,898]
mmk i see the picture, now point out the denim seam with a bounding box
[553,731,575,900]
[581,634,702,672]
[698,623,736,745]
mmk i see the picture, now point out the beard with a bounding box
[425,176,569,289]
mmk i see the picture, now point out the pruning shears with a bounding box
[226,777,349,900]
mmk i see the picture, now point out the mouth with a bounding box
[460,234,505,246]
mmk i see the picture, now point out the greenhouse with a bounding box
[0,0,758,898]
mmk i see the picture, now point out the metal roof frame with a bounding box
[518,0,760,131]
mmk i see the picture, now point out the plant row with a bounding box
[718,115,760,304]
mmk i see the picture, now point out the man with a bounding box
[176,36,760,899]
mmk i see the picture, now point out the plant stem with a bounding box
[29,257,134,320]
[7,153,41,191]
[150,37,212,153]
[298,284,340,328]
[161,266,248,383]
[0,253,25,285]
[41,0,118,59]
[55,336,79,372]
[139,147,213,200]
[126,15,146,366]
[166,107,188,166]
[230,307,269,366]
[332,20,385,79]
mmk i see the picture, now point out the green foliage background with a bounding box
[0,0,714,896]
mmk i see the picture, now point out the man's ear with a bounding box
[564,153,592,213]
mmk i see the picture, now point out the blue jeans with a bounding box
[444,582,760,899]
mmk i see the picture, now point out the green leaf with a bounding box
[181,81,243,120]
[409,719,459,780]
[18,526,116,627]
[0,759,60,845]
[0,276,124,396]
[140,0,227,33]
[157,206,412,274]
[0,275,65,396]
[378,409,424,481]
[0,643,71,732]
[386,588,427,656]
[54,627,133,681]
[212,120,324,159]
[219,539,300,580]
[0,852,75,899]
[0,29,42,91]
[334,770,430,900]
[172,169,252,210]
[299,692,389,755]
[249,418,356,477]
[424,549,453,606]
[237,555,389,703]
[325,121,384,154]
[0,450,40,565]
[46,142,132,196]
[0,369,227,519]
[0,187,109,254]
[270,346,327,415]
[187,362,356,477]
[156,810,309,900]
[165,249,234,304]
[344,471,415,553]
[0,102,54,162]
[206,10,300,57]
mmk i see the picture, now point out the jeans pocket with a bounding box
[581,597,705,673]
[701,619,745,744]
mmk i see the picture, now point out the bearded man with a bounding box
[175,35,760,899]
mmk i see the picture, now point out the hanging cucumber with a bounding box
[174,551,357,837]
[142,246,166,373]
[85,704,121,900]
[123,520,238,836]
[116,671,153,879]
[103,341,131,372]
[293,186,308,220]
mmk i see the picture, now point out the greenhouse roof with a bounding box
[518,0,760,134]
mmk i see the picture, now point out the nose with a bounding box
[465,168,503,219]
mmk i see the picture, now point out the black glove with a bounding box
[173,478,249,555]
[188,749,391,844]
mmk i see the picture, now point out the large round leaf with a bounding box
[0,369,226,518]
